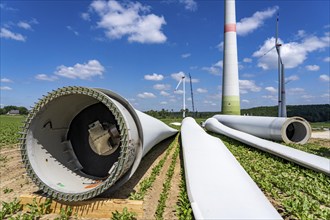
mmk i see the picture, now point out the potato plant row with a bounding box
[129,134,179,200]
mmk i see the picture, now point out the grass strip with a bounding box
[129,134,179,200]
[176,169,193,220]
[154,141,180,220]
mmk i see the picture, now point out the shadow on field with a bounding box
[105,135,176,199]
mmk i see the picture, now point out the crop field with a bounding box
[0,115,329,219]
[0,115,24,148]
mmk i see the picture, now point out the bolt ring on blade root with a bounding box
[20,86,137,201]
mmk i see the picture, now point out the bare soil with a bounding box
[311,130,330,139]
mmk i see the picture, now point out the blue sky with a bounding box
[1,0,329,112]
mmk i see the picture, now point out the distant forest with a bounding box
[145,104,330,122]
[1,104,328,122]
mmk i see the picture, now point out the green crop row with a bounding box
[129,134,179,200]
[0,197,59,220]
[176,169,193,220]
[154,143,180,220]
[210,133,330,219]
[0,115,24,148]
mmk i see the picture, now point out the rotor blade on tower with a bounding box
[175,78,183,90]
[276,13,279,44]
[262,45,276,57]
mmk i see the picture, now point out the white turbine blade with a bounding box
[175,78,183,90]
[262,45,276,57]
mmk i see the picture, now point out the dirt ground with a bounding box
[311,130,330,139]
[0,136,181,219]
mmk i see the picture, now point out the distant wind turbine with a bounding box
[262,13,287,117]
[175,75,186,118]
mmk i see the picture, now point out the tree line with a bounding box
[145,104,329,122]
[0,106,29,115]
[1,104,328,122]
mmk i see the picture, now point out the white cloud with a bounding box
[160,91,170,96]
[305,65,320,71]
[55,59,104,79]
[67,26,79,36]
[0,3,17,11]
[144,73,164,81]
[160,101,168,105]
[262,95,277,101]
[17,21,32,30]
[137,92,156,98]
[1,78,13,83]
[239,80,261,94]
[265,86,277,93]
[242,73,255,78]
[90,0,167,43]
[253,32,330,70]
[202,60,223,75]
[81,12,91,21]
[323,57,330,62]
[320,74,330,82]
[174,89,184,95]
[181,53,191,58]
[196,88,208,93]
[217,41,223,51]
[0,28,26,41]
[35,74,58,81]
[153,83,170,90]
[171,71,199,83]
[242,99,250,103]
[236,6,278,36]
[302,95,314,99]
[0,86,12,90]
[243,58,252,63]
[204,100,217,106]
[179,0,197,11]
[296,30,306,39]
[288,88,305,94]
[285,75,299,83]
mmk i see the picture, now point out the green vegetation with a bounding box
[155,144,180,220]
[0,197,54,220]
[0,198,22,219]
[0,155,8,163]
[111,207,136,220]
[210,133,330,219]
[310,121,330,129]
[55,207,73,220]
[146,104,330,122]
[129,134,179,200]
[3,187,13,194]
[176,169,193,220]
[25,197,52,218]
[287,140,330,159]
[0,115,24,148]
[241,104,330,122]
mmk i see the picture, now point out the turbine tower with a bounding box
[275,14,287,117]
[221,0,241,115]
[175,75,186,118]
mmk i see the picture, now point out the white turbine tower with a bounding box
[222,0,241,115]
[175,75,186,118]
